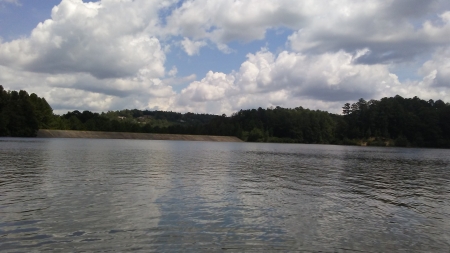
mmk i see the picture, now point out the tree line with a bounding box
[0,85,54,137]
[1,85,449,148]
[339,96,450,147]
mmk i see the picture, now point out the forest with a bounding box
[0,85,54,137]
[1,85,450,148]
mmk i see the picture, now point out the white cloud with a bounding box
[168,66,178,77]
[173,48,450,115]
[181,37,207,56]
[178,71,238,104]
[0,0,166,79]
[162,0,450,63]
[0,0,176,114]
[0,64,177,114]
[163,74,197,87]
[1,0,450,115]
[164,0,306,44]
[288,5,450,64]
[419,47,450,88]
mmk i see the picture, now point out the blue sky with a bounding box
[166,28,290,91]
[0,0,61,39]
[1,0,450,114]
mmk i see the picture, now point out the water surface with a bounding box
[1,138,450,252]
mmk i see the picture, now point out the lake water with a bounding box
[1,138,450,252]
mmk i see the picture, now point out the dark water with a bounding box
[1,138,450,252]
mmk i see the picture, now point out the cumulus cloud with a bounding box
[0,64,177,114]
[162,0,450,61]
[181,37,207,56]
[1,0,450,115]
[178,71,238,104]
[419,47,450,88]
[0,0,166,79]
[163,74,196,87]
[288,3,450,64]
[172,49,404,114]
[0,0,178,113]
[164,0,306,44]
[167,66,178,77]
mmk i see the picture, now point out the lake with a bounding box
[1,138,449,252]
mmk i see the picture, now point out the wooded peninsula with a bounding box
[1,85,450,148]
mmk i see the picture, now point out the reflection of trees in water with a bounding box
[1,138,174,251]
[2,140,450,251]
[335,147,450,251]
[35,139,174,250]
[340,148,450,200]
[230,145,450,251]
[0,139,48,180]
[0,139,53,250]
[0,139,49,214]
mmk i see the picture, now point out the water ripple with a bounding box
[1,139,450,252]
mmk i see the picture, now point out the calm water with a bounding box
[1,138,450,252]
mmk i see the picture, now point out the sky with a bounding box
[1,0,450,115]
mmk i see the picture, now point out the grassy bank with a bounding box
[37,129,243,142]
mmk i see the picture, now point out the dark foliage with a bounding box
[2,85,449,148]
[340,95,450,148]
[0,85,54,137]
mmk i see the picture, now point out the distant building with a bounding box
[137,116,151,121]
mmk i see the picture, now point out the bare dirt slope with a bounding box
[37,129,243,142]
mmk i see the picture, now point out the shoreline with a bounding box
[36,129,243,142]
